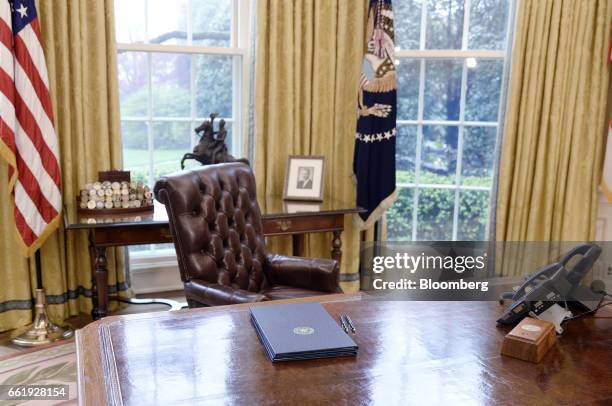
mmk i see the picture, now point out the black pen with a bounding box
[339,315,349,333]
[344,314,356,334]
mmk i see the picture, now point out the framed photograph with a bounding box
[283,156,325,201]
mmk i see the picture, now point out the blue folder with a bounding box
[250,302,358,362]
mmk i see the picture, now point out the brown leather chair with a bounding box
[154,162,342,307]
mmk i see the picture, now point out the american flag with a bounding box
[0,0,61,256]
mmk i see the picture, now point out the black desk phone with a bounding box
[497,243,605,325]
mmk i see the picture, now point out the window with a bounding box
[387,0,514,241]
[115,0,251,187]
[114,0,251,258]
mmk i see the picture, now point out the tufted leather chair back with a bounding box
[154,163,269,292]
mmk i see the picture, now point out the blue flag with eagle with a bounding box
[353,0,398,229]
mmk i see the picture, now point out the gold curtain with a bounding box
[496,0,612,242]
[255,0,368,292]
[0,0,129,332]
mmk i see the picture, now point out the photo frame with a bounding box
[283,156,325,201]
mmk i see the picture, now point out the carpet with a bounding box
[0,348,20,359]
[0,341,76,406]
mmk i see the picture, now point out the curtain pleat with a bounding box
[496,0,612,243]
[255,0,368,291]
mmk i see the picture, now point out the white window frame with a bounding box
[393,0,516,241]
[117,0,252,181]
[115,0,253,266]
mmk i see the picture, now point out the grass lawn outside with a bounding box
[123,149,185,169]
[123,148,201,184]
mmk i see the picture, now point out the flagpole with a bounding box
[11,249,74,347]
[35,250,43,289]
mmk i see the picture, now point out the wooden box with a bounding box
[98,170,130,183]
[501,317,556,363]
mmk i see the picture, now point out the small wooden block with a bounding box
[501,317,556,363]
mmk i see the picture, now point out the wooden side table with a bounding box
[65,197,362,319]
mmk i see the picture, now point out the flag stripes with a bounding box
[0,0,61,256]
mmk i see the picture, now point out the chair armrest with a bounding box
[184,280,267,306]
[265,254,341,293]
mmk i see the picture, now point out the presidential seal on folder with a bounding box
[250,302,358,362]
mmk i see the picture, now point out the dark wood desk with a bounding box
[76,294,612,405]
[64,197,361,319]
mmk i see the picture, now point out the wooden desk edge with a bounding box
[77,327,108,406]
[81,292,361,332]
[76,293,361,405]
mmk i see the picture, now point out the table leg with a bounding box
[292,234,305,257]
[92,247,109,319]
[332,230,342,265]
[89,242,99,319]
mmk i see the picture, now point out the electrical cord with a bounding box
[562,301,612,322]
[592,292,612,318]
[562,282,612,321]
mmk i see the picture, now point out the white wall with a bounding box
[596,193,612,241]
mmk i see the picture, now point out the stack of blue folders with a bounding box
[250,302,358,362]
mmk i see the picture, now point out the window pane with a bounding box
[465,59,503,122]
[152,122,191,182]
[387,0,512,242]
[461,126,497,187]
[397,125,417,184]
[116,1,241,258]
[192,0,232,47]
[387,188,414,241]
[421,125,458,185]
[115,0,145,43]
[151,53,191,117]
[122,121,150,184]
[221,121,234,152]
[457,191,490,240]
[469,0,509,50]
[147,0,188,45]
[426,0,464,49]
[397,59,420,120]
[394,0,422,50]
[423,59,462,121]
[118,52,149,118]
[195,55,234,119]
[417,188,454,240]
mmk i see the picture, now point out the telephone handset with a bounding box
[561,243,602,285]
[497,243,603,325]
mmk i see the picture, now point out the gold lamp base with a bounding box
[11,289,74,347]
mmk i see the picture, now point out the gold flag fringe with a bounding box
[363,71,397,93]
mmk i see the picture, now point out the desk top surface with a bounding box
[76,294,612,405]
[65,196,361,229]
